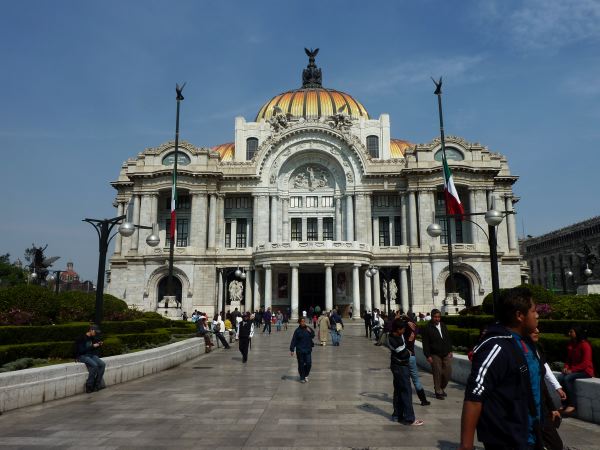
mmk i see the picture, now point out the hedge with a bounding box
[0,319,172,346]
[117,329,171,348]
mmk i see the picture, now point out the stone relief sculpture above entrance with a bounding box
[292,165,331,191]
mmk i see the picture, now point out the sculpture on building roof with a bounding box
[302,48,322,88]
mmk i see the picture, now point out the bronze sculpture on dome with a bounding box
[302,48,322,88]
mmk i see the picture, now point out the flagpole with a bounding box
[167,83,185,303]
[433,77,456,294]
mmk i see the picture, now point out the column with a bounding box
[302,217,307,241]
[217,269,224,314]
[114,202,125,254]
[408,190,418,247]
[264,265,272,310]
[400,267,409,314]
[208,194,217,248]
[317,217,323,241]
[291,263,299,320]
[400,193,408,245]
[505,195,517,251]
[282,197,290,243]
[373,270,381,310]
[468,190,478,244]
[192,193,207,250]
[364,269,372,312]
[325,264,333,311]
[270,195,278,242]
[245,269,253,312]
[366,194,373,247]
[246,219,251,248]
[217,195,225,248]
[230,218,237,248]
[335,197,343,240]
[389,216,394,246]
[252,195,259,246]
[253,268,261,310]
[372,216,380,246]
[345,194,354,241]
[352,264,360,319]
[131,194,141,250]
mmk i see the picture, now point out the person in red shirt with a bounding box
[557,325,595,415]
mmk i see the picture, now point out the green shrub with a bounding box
[0,357,46,373]
[141,311,164,320]
[57,292,131,323]
[480,284,557,316]
[446,325,481,348]
[117,329,171,348]
[0,285,59,325]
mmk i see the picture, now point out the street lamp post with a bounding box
[48,270,65,294]
[427,208,506,320]
[84,215,159,325]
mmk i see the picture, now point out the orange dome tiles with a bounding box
[390,139,411,158]
[212,142,234,161]
[256,88,369,121]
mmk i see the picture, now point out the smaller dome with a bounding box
[212,142,234,161]
[390,139,411,158]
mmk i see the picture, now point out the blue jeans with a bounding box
[408,355,423,391]
[78,355,106,390]
[262,322,271,334]
[276,320,282,331]
[557,371,591,408]
[330,330,341,346]
[296,351,312,380]
[391,364,415,423]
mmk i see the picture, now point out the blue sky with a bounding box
[1,0,599,281]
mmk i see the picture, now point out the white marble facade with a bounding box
[107,56,523,318]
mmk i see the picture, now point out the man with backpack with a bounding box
[212,314,230,349]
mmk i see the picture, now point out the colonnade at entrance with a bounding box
[237,263,411,320]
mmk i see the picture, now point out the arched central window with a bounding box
[367,135,379,158]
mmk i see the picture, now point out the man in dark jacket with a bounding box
[236,312,254,363]
[422,308,453,399]
[459,286,542,450]
[363,310,372,338]
[75,324,106,393]
[387,318,424,426]
[290,318,315,383]
[262,308,272,334]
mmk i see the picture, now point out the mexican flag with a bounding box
[442,152,464,217]
[170,170,177,241]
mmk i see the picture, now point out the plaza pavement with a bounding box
[1,323,599,449]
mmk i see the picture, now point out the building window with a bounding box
[225,197,250,209]
[236,219,247,248]
[375,195,389,207]
[394,216,402,245]
[391,195,401,207]
[225,221,232,248]
[165,194,190,210]
[307,218,318,241]
[435,191,463,244]
[290,196,303,208]
[379,217,390,246]
[165,219,189,247]
[367,135,379,158]
[323,217,334,240]
[306,196,318,208]
[246,137,258,160]
[291,218,302,241]
[434,147,464,162]
[321,196,333,207]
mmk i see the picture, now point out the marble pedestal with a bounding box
[157,295,182,320]
[442,292,465,315]
[577,281,600,295]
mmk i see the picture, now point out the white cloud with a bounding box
[476,0,600,51]
[341,55,486,95]
[564,69,600,96]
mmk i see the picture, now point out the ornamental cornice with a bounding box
[141,140,206,156]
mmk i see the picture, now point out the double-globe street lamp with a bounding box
[84,215,160,325]
[426,208,506,320]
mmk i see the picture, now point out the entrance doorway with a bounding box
[157,276,182,304]
[445,273,472,307]
[299,272,325,314]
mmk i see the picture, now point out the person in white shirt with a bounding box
[212,314,230,349]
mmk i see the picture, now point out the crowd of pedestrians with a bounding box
[179,292,595,448]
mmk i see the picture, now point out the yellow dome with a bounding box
[256,88,369,122]
[212,142,234,161]
[390,139,411,158]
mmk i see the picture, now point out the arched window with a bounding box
[366,135,379,158]
[162,152,191,166]
[246,138,258,160]
[434,147,464,162]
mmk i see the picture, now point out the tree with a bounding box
[0,253,26,287]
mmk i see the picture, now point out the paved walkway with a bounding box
[1,323,599,449]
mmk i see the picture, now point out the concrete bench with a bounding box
[0,337,204,413]
[414,341,600,424]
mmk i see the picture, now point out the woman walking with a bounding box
[318,311,330,346]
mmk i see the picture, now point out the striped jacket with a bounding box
[465,324,541,449]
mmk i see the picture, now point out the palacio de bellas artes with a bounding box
[106,50,523,320]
